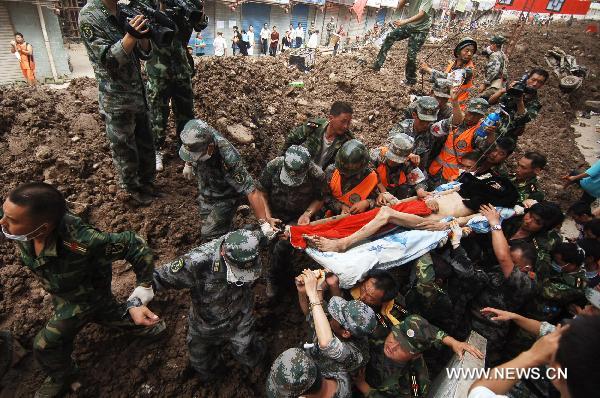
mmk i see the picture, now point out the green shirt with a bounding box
[510,174,545,204]
[405,0,433,33]
[3,211,154,319]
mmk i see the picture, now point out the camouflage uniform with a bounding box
[179,120,256,241]
[306,297,376,378]
[141,0,195,150]
[282,118,354,169]
[389,97,443,171]
[79,0,155,193]
[257,146,328,294]
[0,210,165,386]
[365,315,445,398]
[510,173,544,204]
[480,50,508,100]
[372,0,433,83]
[497,92,542,141]
[153,230,265,380]
[266,348,351,398]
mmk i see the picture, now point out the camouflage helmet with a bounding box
[415,96,439,122]
[222,230,261,284]
[585,288,600,310]
[335,139,369,176]
[490,35,507,45]
[386,133,415,164]
[432,78,452,99]
[454,37,478,57]
[280,145,311,187]
[466,98,489,116]
[179,119,217,162]
[327,296,377,337]
[391,314,438,354]
[266,348,319,398]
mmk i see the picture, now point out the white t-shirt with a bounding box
[296,26,304,39]
[213,36,226,56]
[318,131,334,167]
[248,30,255,46]
[260,28,271,40]
[468,386,509,398]
[308,32,319,49]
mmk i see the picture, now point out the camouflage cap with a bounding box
[386,133,415,163]
[432,78,452,99]
[266,348,318,398]
[327,296,377,337]
[466,98,489,116]
[415,96,439,122]
[179,119,217,162]
[280,145,311,187]
[490,35,507,45]
[391,314,437,354]
[454,37,478,57]
[222,230,261,284]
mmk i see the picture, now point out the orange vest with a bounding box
[428,121,481,181]
[376,148,407,188]
[17,42,34,70]
[329,169,378,206]
[446,60,474,109]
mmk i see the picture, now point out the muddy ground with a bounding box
[0,22,599,397]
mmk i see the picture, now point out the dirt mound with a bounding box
[0,22,599,397]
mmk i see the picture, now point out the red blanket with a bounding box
[290,200,432,249]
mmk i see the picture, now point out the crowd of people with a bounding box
[1,1,599,398]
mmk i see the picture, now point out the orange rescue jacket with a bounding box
[329,169,378,206]
[428,121,481,181]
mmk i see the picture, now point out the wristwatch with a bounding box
[491,224,502,231]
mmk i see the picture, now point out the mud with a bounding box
[0,22,599,397]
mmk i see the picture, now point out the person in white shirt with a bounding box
[260,23,270,55]
[247,25,255,55]
[295,22,304,48]
[288,24,295,48]
[307,29,319,50]
[213,32,226,56]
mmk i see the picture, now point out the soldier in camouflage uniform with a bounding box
[355,315,482,398]
[479,35,508,101]
[324,140,379,216]
[142,0,198,172]
[403,78,453,122]
[266,348,351,398]
[388,96,448,171]
[0,183,165,397]
[510,152,547,206]
[79,0,157,205]
[153,229,266,381]
[297,270,377,380]
[370,133,429,203]
[371,0,433,85]
[257,145,328,298]
[178,120,271,241]
[282,102,354,169]
[490,68,549,141]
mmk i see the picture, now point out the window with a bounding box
[497,0,513,5]
[546,0,565,12]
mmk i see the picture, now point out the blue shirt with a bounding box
[580,160,600,198]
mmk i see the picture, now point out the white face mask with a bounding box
[2,223,46,242]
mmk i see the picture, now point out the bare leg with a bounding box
[304,206,435,252]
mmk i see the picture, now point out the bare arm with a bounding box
[303,270,332,349]
[480,307,542,336]
[480,205,513,278]
[247,189,267,221]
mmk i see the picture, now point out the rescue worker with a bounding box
[404,78,454,122]
[428,98,494,184]
[10,32,36,85]
[0,182,165,397]
[283,101,354,169]
[178,119,273,241]
[509,151,547,206]
[421,37,478,110]
[370,133,429,204]
[324,140,379,216]
[479,35,508,101]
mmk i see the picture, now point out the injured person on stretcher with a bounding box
[302,173,520,253]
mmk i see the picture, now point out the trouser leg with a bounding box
[103,111,141,192]
[373,26,411,70]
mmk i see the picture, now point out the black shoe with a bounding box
[128,190,153,206]
[403,79,416,86]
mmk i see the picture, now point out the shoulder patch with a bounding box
[171,258,185,273]
[63,241,88,254]
[80,23,94,41]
